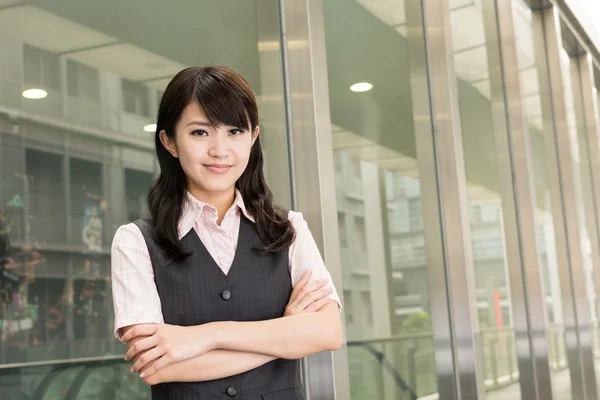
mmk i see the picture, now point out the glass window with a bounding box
[338,212,347,248]
[323,1,439,398]
[449,3,522,396]
[595,69,600,126]
[0,1,290,398]
[26,149,66,243]
[593,67,600,389]
[23,44,61,92]
[513,1,572,397]
[67,60,100,102]
[559,24,600,394]
[121,78,150,117]
[354,216,367,253]
[70,158,103,247]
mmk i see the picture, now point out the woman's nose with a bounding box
[208,135,228,158]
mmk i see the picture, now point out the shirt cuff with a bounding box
[114,305,164,339]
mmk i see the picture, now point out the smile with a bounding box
[205,164,232,174]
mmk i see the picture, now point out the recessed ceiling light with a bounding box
[350,82,373,92]
[143,123,157,133]
[22,88,48,99]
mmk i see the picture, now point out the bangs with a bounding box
[192,68,257,130]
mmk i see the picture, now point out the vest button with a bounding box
[226,386,237,397]
[221,290,231,300]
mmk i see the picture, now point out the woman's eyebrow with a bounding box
[186,120,212,127]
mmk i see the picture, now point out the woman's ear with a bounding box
[159,130,178,158]
[252,126,260,146]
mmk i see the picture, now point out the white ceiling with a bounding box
[332,123,419,177]
[345,0,544,202]
[357,0,539,111]
[0,0,268,93]
[0,0,552,200]
[0,5,117,53]
[68,44,187,89]
[0,5,186,89]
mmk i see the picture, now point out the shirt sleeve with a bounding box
[288,211,342,310]
[111,223,164,339]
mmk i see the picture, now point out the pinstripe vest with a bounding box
[134,215,304,400]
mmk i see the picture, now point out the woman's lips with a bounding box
[205,164,232,174]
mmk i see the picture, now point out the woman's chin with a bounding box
[191,181,236,195]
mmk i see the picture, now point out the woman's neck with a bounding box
[187,187,236,225]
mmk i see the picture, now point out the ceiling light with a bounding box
[143,123,157,133]
[350,82,373,92]
[22,88,47,99]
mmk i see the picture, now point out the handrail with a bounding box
[28,357,130,400]
[0,355,123,370]
[347,333,433,344]
[32,365,85,400]
[349,341,419,400]
[345,328,529,398]
[2,327,573,398]
[66,364,108,400]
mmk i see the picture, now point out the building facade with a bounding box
[1,0,600,399]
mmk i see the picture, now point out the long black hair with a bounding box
[148,66,295,261]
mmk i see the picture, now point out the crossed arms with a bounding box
[120,272,343,385]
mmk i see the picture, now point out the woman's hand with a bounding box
[284,271,333,316]
[121,323,216,377]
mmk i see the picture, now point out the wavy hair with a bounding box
[148,66,294,261]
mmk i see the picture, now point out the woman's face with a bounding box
[161,102,258,201]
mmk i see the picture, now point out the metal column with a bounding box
[481,1,554,399]
[277,0,350,398]
[575,51,600,395]
[536,7,597,399]
[578,54,600,334]
[406,0,484,398]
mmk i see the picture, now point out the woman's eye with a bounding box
[191,129,208,136]
[229,128,245,136]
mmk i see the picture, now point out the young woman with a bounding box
[111,66,343,399]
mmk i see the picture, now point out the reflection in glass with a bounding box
[512,1,571,398]
[449,3,521,397]
[560,42,600,393]
[0,0,289,397]
[594,75,600,389]
[323,0,437,398]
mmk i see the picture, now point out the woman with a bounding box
[111,66,343,399]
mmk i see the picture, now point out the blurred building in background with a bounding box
[1,0,600,399]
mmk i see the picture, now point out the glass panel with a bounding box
[0,0,290,397]
[513,1,571,397]
[449,3,521,397]
[26,149,66,244]
[593,67,600,386]
[559,38,600,393]
[69,157,103,246]
[323,1,438,398]
[124,168,153,223]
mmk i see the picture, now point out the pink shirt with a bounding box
[111,190,341,337]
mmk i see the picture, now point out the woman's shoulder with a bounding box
[111,221,147,250]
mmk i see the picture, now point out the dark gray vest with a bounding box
[134,215,304,400]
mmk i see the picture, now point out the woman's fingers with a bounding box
[287,278,328,313]
[296,287,333,312]
[121,324,159,343]
[125,335,159,361]
[305,294,333,312]
[131,345,166,372]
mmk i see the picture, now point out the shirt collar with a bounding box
[178,189,253,240]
